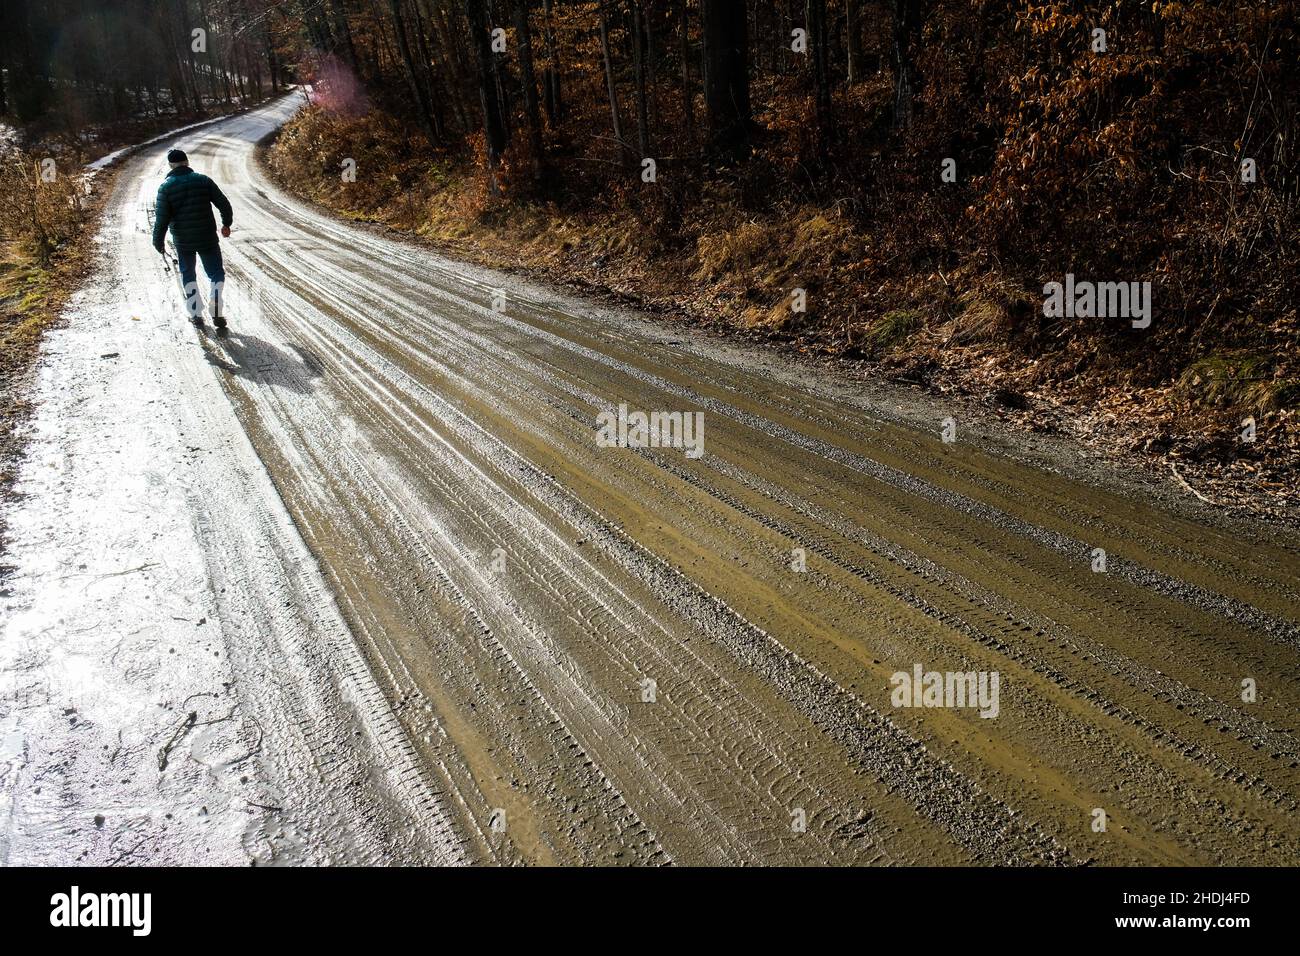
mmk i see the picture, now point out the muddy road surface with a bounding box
[3,96,1298,866]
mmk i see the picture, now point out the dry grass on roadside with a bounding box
[0,149,87,265]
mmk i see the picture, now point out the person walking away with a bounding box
[152,148,234,334]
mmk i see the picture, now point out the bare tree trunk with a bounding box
[327,0,361,72]
[264,16,281,94]
[411,0,448,140]
[701,0,749,157]
[365,0,397,73]
[846,0,862,83]
[216,42,232,105]
[425,0,471,132]
[176,1,205,113]
[806,0,831,144]
[159,2,196,113]
[388,0,439,141]
[891,0,922,128]
[679,0,693,136]
[465,0,509,188]
[541,0,562,128]
[598,0,626,157]
[513,0,544,175]
[645,0,657,130]
[197,0,220,103]
[631,0,649,157]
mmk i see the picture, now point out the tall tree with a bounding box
[464,0,509,183]
[597,0,625,155]
[846,0,862,83]
[631,0,650,158]
[327,0,361,71]
[513,0,544,174]
[540,0,561,127]
[388,0,439,141]
[891,0,922,128]
[806,0,831,144]
[700,0,749,156]
[678,0,694,136]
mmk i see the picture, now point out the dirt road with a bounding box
[3,96,1298,866]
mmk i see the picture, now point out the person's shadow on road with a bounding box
[202,331,322,396]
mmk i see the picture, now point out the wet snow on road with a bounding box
[3,96,1298,865]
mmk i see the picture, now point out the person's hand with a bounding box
[221,226,231,238]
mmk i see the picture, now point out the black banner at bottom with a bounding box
[1,866,1287,942]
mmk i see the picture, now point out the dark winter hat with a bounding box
[167,148,188,165]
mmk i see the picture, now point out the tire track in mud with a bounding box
[317,317,1289,863]
[228,251,949,864]
[248,310,1070,864]
[175,397,470,867]
[357,274,1300,735]
[230,203,1300,645]
[600,344,1300,616]
[427,290,1300,647]
[219,242,1087,864]
[267,221,1300,679]
[100,98,1300,865]
[257,239,1300,750]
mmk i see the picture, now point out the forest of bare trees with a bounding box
[0,0,289,130]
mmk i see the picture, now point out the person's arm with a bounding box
[210,178,233,233]
[152,184,171,252]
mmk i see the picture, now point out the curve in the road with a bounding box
[107,97,1300,865]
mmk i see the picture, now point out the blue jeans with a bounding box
[177,247,225,319]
